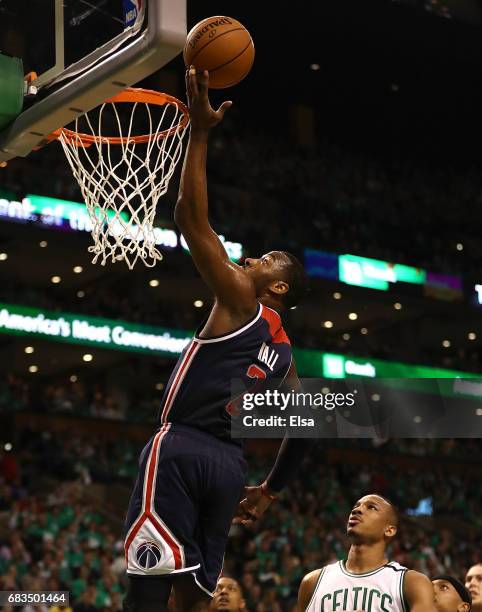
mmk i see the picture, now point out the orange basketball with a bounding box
[183,16,255,89]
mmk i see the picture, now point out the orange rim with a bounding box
[49,87,189,147]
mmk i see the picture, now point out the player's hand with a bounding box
[233,485,274,526]
[186,66,232,131]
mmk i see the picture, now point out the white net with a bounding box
[58,90,189,269]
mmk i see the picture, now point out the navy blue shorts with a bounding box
[124,423,247,596]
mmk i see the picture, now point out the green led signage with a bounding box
[2,303,481,399]
[0,194,243,261]
[0,303,192,357]
[294,348,477,379]
[338,254,426,290]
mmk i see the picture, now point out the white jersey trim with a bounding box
[160,341,201,422]
[400,567,409,612]
[339,559,393,577]
[126,562,201,576]
[195,304,262,344]
[305,568,325,611]
[192,572,214,597]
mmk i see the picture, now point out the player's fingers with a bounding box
[185,72,192,105]
[236,499,258,520]
[197,69,209,94]
[232,499,249,520]
[237,510,257,526]
[186,68,195,102]
[246,509,258,521]
[188,66,199,97]
[232,510,255,525]
[216,100,233,118]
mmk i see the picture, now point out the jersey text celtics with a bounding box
[305,560,408,612]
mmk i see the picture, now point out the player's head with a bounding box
[211,577,246,611]
[244,251,308,310]
[433,576,472,612]
[346,494,399,545]
[466,564,482,609]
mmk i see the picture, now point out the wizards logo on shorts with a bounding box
[136,541,162,569]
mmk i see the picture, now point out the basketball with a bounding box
[183,16,255,89]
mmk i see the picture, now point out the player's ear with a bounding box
[385,524,397,539]
[269,279,289,296]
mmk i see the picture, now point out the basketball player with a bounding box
[211,577,246,611]
[466,564,482,611]
[123,68,310,612]
[298,494,437,611]
[432,576,472,612]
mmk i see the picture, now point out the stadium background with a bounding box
[1,0,482,610]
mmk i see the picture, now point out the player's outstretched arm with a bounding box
[404,570,438,612]
[234,362,317,525]
[175,68,255,314]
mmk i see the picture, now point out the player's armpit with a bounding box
[403,570,438,612]
[297,569,322,611]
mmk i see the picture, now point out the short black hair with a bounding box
[374,494,400,528]
[279,251,310,308]
[432,576,472,607]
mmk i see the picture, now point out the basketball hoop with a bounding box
[50,88,189,269]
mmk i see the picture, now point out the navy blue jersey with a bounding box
[158,303,292,442]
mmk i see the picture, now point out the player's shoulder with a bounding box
[298,566,330,610]
[403,569,433,593]
[260,304,291,345]
[384,560,408,573]
[300,568,323,586]
[403,569,437,609]
[300,562,336,587]
[404,569,431,583]
[298,568,323,606]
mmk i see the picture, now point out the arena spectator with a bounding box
[211,577,246,611]
[466,564,482,612]
[432,576,472,612]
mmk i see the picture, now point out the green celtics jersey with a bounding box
[305,560,408,612]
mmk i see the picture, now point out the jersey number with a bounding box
[226,364,267,417]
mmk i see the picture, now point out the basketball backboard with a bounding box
[0,0,186,162]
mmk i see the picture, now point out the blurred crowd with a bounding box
[2,278,482,374]
[0,481,126,612]
[0,110,482,275]
[0,418,481,611]
[1,116,481,279]
[0,282,198,332]
[0,371,161,424]
[2,120,482,374]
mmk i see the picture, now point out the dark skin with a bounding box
[211,577,246,611]
[174,67,301,609]
[175,67,292,338]
[432,579,470,612]
[298,495,437,612]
